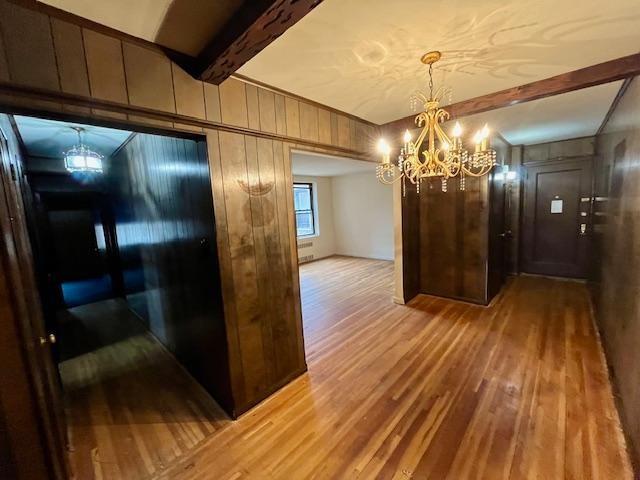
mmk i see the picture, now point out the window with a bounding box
[293,182,315,237]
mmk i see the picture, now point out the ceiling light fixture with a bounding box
[63,127,103,174]
[376,51,496,193]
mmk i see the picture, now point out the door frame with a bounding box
[520,156,594,278]
[0,108,208,479]
[0,125,68,479]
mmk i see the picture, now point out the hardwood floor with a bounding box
[59,299,228,480]
[156,256,632,479]
[60,259,632,479]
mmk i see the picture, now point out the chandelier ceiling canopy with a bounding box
[376,51,496,193]
[63,127,104,174]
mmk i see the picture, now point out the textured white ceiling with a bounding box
[239,0,640,124]
[40,0,172,43]
[292,151,375,177]
[14,115,132,158]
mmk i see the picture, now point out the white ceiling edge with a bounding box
[38,0,172,44]
[292,150,376,177]
[449,81,623,146]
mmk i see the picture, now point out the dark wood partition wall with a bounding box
[592,78,640,466]
[405,135,510,305]
[0,0,378,458]
[418,176,489,303]
[108,133,234,413]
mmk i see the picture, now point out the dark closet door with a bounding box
[521,157,593,278]
[0,128,68,478]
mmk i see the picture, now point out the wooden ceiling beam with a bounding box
[383,53,640,133]
[192,0,323,85]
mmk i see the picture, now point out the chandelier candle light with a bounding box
[376,51,496,193]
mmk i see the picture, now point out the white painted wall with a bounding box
[331,172,394,261]
[293,175,336,261]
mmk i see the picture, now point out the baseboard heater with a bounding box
[298,254,314,263]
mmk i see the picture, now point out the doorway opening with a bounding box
[2,113,232,478]
[290,150,394,334]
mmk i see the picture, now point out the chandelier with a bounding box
[376,51,496,193]
[63,127,103,174]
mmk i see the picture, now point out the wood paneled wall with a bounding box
[0,1,377,155]
[522,136,595,164]
[109,133,235,413]
[0,0,378,430]
[417,176,490,303]
[592,77,640,467]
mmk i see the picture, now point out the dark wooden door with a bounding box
[521,157,593,278]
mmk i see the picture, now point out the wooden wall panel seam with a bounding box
[232,73,377,128]
[47,16,63,94]
[120,39,131,106]
[205,130,244,411]
[0,83,376,159]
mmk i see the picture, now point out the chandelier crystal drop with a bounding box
[63,127,103,174]
[376,51,496,193]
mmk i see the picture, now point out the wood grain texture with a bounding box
[299,102,319,142]
[219,77,248,128]
[109,133,233,413]
[245,83,261,131]
[202,82,221,123]
[318,108,331,145]
[82,29,128,103]
[123,43,175,113]
[401,181,420,302]
[417,176,493,304]
[157,256,632,480]
[50,18,90,97]
[337,113,351,149]
[523,136,595,164]
[274,93,287,136]
[0,1,59,91]
[196,0,324,84]
[210,131,306,412]
[172,63,206,119]
[593,77,640,467]
[257,87,277,134]
[284,96,301,138]
[384,53,640,133]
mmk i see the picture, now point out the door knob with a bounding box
[39,333,56,346]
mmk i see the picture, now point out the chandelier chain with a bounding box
[428,63,434,100]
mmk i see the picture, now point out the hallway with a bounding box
[159,256,631,479]
[59,300,227,479]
